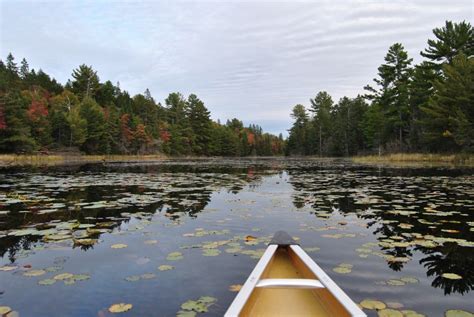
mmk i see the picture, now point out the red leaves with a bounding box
[120,114,134,143]
[27,99,48,123]
[246,132,255,145]
[134,124,151,144]
[159,129,171,143]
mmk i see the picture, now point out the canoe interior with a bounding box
[239,246,352,317]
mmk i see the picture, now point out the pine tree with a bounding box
[286,104,309,155]
[421,53,474,152]
[186,94,212,155]
[309,91,333,156]
[365,43,413,150]
[66,106,87,147]
[71,65,100,99]
[408,62,438,150]
[421,21,474,65]
[20,58,30,80]
[6,53,18,75]
[79,97,107,153]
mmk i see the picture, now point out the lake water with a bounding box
[0,158,473,316]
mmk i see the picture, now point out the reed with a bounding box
[352,153,474,166]
[0,154,168,167]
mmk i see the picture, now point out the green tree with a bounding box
[70,65,100,99]
[20,58,30,80]
[0,91,36,152]
[187,94,212,155]
[286,104,309,155]
[421,53,474,152]
[66,106,87,147]
[6,53,18,75]
[408,62,438,150]
[49,90,79,146]
[309,91,333,156]
[421,21,474,65]
[79,97,107,153]
[365,43,413,150]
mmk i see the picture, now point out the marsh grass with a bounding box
[352,153,474,166]
[0,154,167,167]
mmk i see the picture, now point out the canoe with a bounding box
[225,231,366,317]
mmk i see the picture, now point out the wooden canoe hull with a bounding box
[225,231,366,317]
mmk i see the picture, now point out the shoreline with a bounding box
[351,153,474,167]
[0,154,169,167]
[0,153,473,168]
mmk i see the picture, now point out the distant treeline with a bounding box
[0,60,284,156]
[286,21,473,156]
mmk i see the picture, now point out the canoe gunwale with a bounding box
[225,244,278,317]
[224,233,367,317]
[290,245,366,317]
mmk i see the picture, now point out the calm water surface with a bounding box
[0,159,473,316]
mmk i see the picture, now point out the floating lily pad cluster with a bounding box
[359,299,427,317]
[177,296,217,316]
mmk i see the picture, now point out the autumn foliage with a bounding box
[27,99,48,123]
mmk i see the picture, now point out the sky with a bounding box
[0,0,472,135]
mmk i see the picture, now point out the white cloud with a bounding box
[0,0,472,135]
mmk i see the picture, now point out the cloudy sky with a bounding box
[0,0,472,135]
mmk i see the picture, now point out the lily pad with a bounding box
[144,239,158,245]
[167,251,183,261]
[0,306,12,314]
[176,311,197,317]
[108,303,133,313]
[0,266,17,271]
[442,273,462,280]
[179,296,217,314]
[38,278,57,285]
[125,275,140,282]
[140,273,156,279]
[360,299,387,310]
[229,284,242,292]
[333,266,352,274]
[445,310,473,317]
[23,269,46,277]
[400,277,419,284]
[202,249,221,256]
[74,239,97,246]
[378,309,403,317]
[158,265,174,271]
[387,279,405,286]
[54,273,74,280]
[111,244,128,249]
[401,310,426,317]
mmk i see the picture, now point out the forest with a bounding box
[286,20,473,156]
[0,20,472,158]
[0,59,285,156]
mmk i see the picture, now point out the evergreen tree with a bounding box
[286,104,309,155]
[79,97,107,153]
[421,53,474,152]
[6,53,18,75]
[186,94,212,155]
[20,58,30,80]
[309,91,333,156]
[0,91,36,152]
[408,62,438,150]
[49,90,79,146]
[365,43,413,150]
[70,65,100,99]
[421,21,474,65]
[66,106,87,147]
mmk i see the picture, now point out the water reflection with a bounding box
[0,163,275,264]
[288,163,474,295]
[0,159,473,303]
